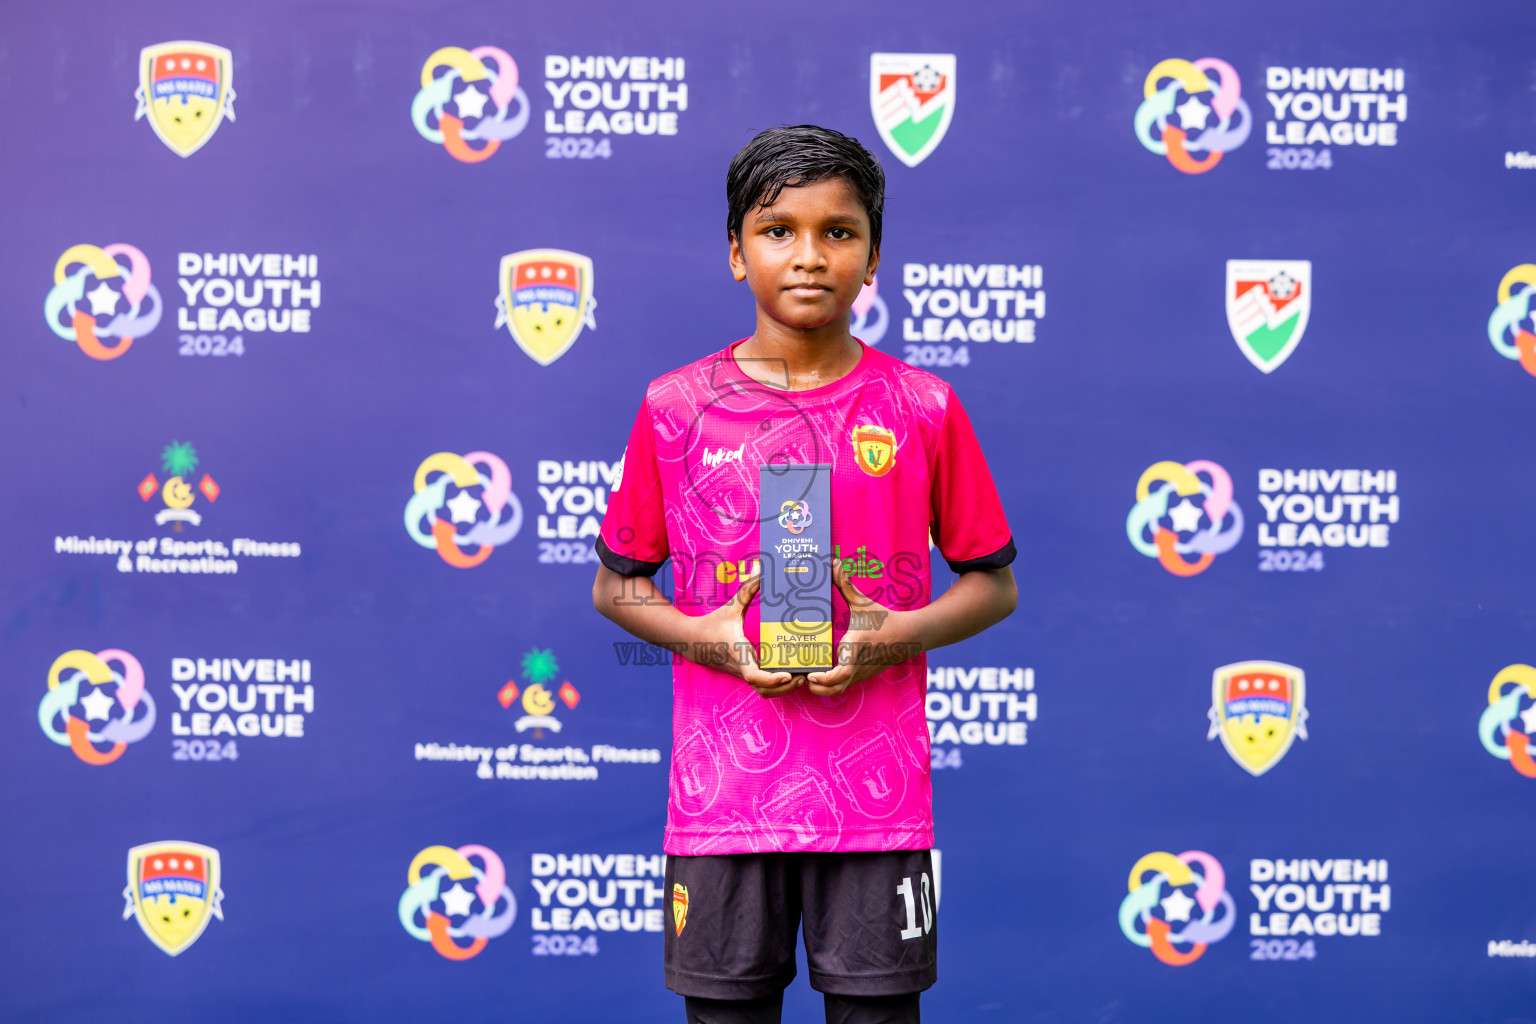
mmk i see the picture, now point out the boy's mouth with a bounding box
[785,283,832,298]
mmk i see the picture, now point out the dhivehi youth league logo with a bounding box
[123,841,224,955]
[870,53,955,168]
[412,46,531,163]
[1119,851,1235,965]
[1487,264,1536,377]
[45,244,163,360]
[1226,261,1311,373]
[135,42,235,157]
[495,250,596,365]
[405,451,523,568]
[1125,460,1244,576]
[1208,661,1308,775]
[1134,58,1250,174]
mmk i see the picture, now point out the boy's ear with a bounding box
[865,240,881,286]
[729,231,748,283]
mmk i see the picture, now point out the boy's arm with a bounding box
[805,563,1018,697]
[592,566,801,696]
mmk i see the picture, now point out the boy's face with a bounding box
[730,177,880,333]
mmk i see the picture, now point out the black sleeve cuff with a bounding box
[596,535,667,577]
[944,536,1017,574]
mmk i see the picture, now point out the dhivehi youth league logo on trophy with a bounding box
[135,42,235,157]
[1226,260,1311,373]
[1207,661,1308,775]
[494,249,596,365]
[869,53,955,168]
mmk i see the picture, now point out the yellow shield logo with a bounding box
[852,424,897,477]
[495,249,596,365]
[672,883,689,935]
[123,841,224,955]
[135,42,236,157]
[1208,661,1308,776]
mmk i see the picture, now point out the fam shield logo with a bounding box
[123,841,224,955]
[1134,58,1251,174]
[1479,663,1536,778]
[135,42,235,157]
[39,649,155,765]
[1126,460,1244,576]
[140,441,220,529]
[45,243,162,360]
[1119,851,1235,965]
[406,452,523,568]
[870,53,955,168]
[1487,264,1536,377]
[1227,260,1311,373]
[1208,661,1308,775]
[495,249,596,365]
[412,46,530,163]
[497,647,581,738]
[399,845,516,960]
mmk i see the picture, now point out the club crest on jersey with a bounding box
[717,687,790,774]
[673,725,723,816]
[829,725,908,818]
[1226,260,1311,373]
[1207,661,1308,775]
[123,841,224,955]
[494,249,596,365]
[135,42,235,157]
[870,54,955,168]
[852,424,897,477]
[672,884,689,935]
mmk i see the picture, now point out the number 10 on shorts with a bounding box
[896,873,934,940]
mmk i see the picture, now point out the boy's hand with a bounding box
[692,574,801,698]
[805,564,920,697]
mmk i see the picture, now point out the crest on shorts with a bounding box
[1226,260,1311,373]
[123,841,224,955]
[852,424,897,477]
[1207,661,1308,775]
[494,249,596,365]
[870,54,956,168]
[672,883,689,935]
[135,42,235,157]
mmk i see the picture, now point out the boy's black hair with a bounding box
[726,125,885,249]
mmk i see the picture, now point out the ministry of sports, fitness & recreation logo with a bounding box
[495,249,596,365]
[140,441,220,529]
[869,54,955,168]
[405,451,523,568]
[1208,661,1308,775]
[1487,264,1536,377]
[498,647,581,738]
[39,649,155,765]
[412,46,530,163]
[123,841,224,955]
[1126,460,1244,576]
[1134,58,1251,174]
[45,243,163,360]
[1119,850,1235,965]
[399,844,516,960]
[1479,664,1536,778]
[135,42,235,157]
[1227,261,1311,373]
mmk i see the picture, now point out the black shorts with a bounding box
[663,849,937,1000]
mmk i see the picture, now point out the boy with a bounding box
[592,125,1017,1024]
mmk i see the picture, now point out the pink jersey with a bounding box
[599,340,1014,855]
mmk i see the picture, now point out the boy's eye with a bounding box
[766,226,789,239]
[827,228,851,239]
